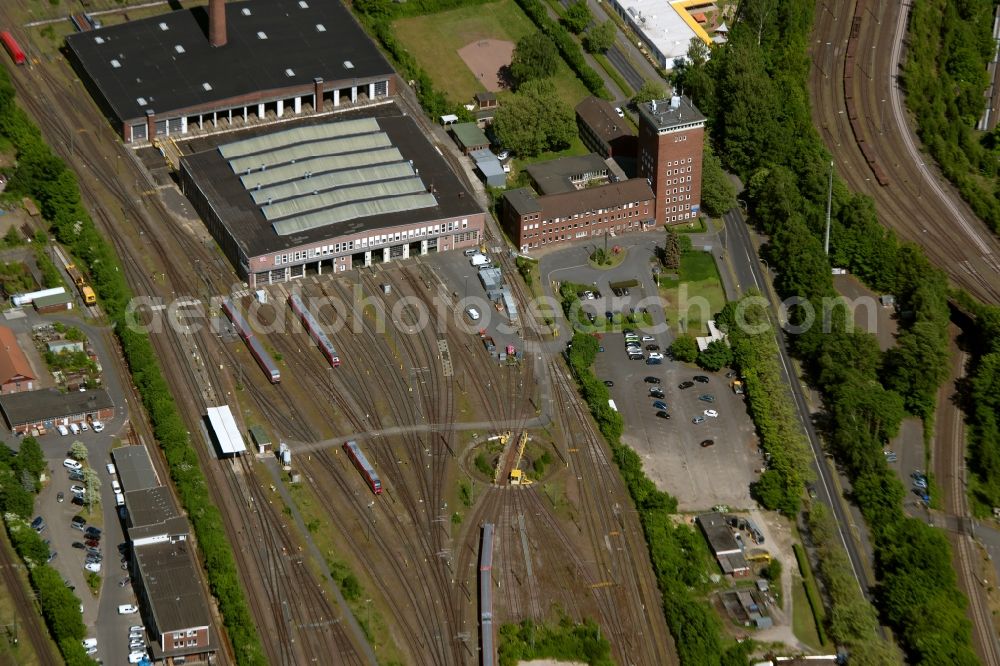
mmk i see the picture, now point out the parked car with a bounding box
[644,376,661,384]
[105,462,116,475]
[703,409,719,418]
[92,421,104,432]
[120,576,131,587]
[614,106,624,118]
[678,381,695,390]
[82,638,97,650]
[129,626,145,634]
[698,394,716,403]
[47,551,58,563]
[56,492,64,503]
[68,470,84,482]
[111,480,121,494]
[63,458,82,471]
[84,561,101,573]
[84,526,101,537]
[603,380,614,387]
[71,496,84,506]
[700,439,715,448]
[128,652,148,664]
[655,411,671,420]
[693,375,710,383]
[641,335,655,342]
[497,149,511,161]
[72,542,85,550]
[913,478,928,490]
[118,604,139,615]
[70,485,86,496]
[85,546,101,556]
[57,424,69,436]
[71,516,86,530]
[692,415,706,424]
[649,388,665,398]
[31,516,46,533]
[652,400,668,410]
[466,307,480,321]
[645,358,662,365]
[645,344,659,351]
[648,352,664,361]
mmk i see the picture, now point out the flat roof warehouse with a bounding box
[66,0,395,138]
[179,106,486,286]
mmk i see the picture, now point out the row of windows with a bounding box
[667,158,694,166]
[669,212,694,222]
[667,177,692,186]
[666,204,692,212]
[273,220,470,265]
[172,630,198,640]
[668,189,692,197]
[522,219,644,241]
[172,639,200,649]
[666,168,693,177]
[454,230,478,243]
[522,207,646,232]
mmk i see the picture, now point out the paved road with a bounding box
[723,208,880,610]
[606,45,646,92]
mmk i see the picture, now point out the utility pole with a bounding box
[824,160,833,255]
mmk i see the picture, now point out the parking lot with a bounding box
[593,323,760,512]
[32,428,142,662]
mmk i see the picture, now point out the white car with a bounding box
[84,561,101,573]
[70,484,86,496]
[129,640,145,650]
[641,335,655,342]
[105,462,116,475]
[63,458,82,471]
[81,638,97,650]
[57,424,69,436]
[703,409,719,418]
[130,625,145,633]
[648,352,664,360]
[115,492,125,507]
[69,423,80,435]
[128,652,148,664]
[80,422,89,431]
[466,307,480,321]
[615,106,625,118]
[92,421,104,433]
[118,604,139,615]
[111,480,121,493]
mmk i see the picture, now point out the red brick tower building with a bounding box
[637,95,706,226]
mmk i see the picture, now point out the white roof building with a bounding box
[206,405,247,456]
[611,0,713,69]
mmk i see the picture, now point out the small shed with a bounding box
[440,113,459,126]
[32,292,73,314]
[248,425,271,454]
[451,122,490,155]
[478,266,503,292]
[469,148,506,188]
[475,91,498,110]
[47,339,85,354]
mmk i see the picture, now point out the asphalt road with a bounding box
[606,45,646,92]
[724,208,878,606]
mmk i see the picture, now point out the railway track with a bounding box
[0,533,59,666]
[810,0,1000,304]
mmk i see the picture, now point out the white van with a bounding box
[115,492,125,507]
[69,423,80,435]
[608,399,618,412]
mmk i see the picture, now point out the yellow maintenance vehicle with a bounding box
[65,263,97,305]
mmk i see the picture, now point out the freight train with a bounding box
[479,523,496,666]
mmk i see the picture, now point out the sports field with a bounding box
[392,0,590,109]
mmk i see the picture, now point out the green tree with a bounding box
[510,32,559,88]
[2,226,22,247]
[69,441,88,462]
[700,143,736,217]
[493,79,575,157]
[670,335,699,361]
[662,228,681,270]
[82,468,100,511]
[671,38,715,114]
[562,0,593,34]
[631,80,667,107]
[882,322,949,417]
[583,21,616,54]
[17,436,46,479]
[697,339,732,371]
[0,478,35,517]
[763,557,782,582]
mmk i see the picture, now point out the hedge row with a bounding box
[510,0,610,99]
[0,66,267,665]
[718,296,814,518]
[791,543,827,646]
[566,332,749,666]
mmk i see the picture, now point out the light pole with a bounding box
[367,501,375,542]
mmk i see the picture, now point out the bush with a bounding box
[669,335,698,362]
[696,339,732,371]
[475,453,493,477]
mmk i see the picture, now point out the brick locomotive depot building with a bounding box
[503,95,705,252]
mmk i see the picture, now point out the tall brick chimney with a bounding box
[209,0,227,48]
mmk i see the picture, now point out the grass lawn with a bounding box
[659,251,726,335]
[392,0,590,111]
[792,579,824,650]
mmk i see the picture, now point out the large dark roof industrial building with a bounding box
[180,107,485,287]
[67,0,396,143]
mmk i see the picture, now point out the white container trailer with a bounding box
[12,286,66,307]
